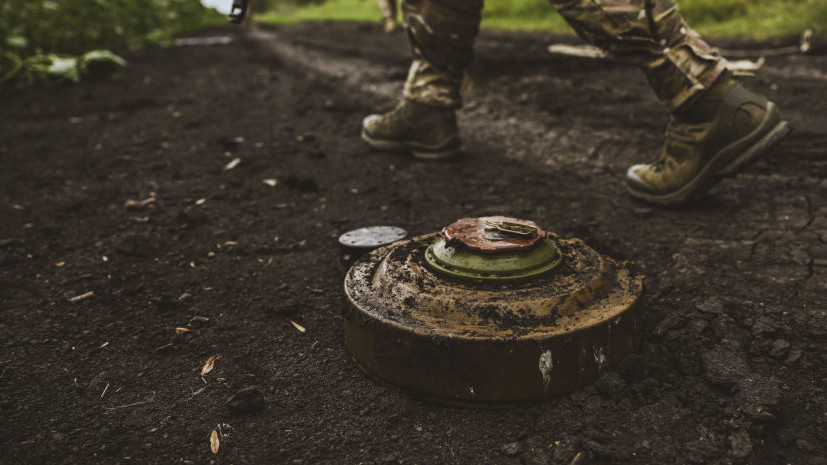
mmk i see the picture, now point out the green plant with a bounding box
[0,0,222,87]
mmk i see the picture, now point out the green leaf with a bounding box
[6,35,28,49]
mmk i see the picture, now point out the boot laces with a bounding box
[651,118,707,170]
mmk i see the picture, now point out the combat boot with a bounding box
[626,75,791,206]
[361,99,462,160]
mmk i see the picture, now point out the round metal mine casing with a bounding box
[343,231,644,406]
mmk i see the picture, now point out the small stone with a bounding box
[653,312,682,336]
[702,345,749,391]
[696,298,724,314]
[785,349,802,365]
[500,442,521,457]
[226,387,265,414]
[751,317,777,337]
[768,339,790,358]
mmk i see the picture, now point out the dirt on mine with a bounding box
[1,22,826,465]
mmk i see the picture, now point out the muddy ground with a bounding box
[1,22,826,465]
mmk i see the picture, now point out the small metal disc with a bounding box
[338,226,407,251]
[338,226,407,272]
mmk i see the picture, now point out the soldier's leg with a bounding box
[361,0,483,159]
[377,0,399,33]
[549,0,790,205]
[402,0,483,108]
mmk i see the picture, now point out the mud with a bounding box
[1,22,826,464]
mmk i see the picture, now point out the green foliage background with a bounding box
[259,0,827,39]
[1,0,221,57]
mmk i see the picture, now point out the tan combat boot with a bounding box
[361,99,462,160]
[626,76,791,206]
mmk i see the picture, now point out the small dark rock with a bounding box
[785,349,802,365]
[227,387,265,414]
[653,311,683,337]
[768,339,790,358]
[696,298,724,314]
[702,345,749,391]
[751,317,777,337]
[595,372,627,400]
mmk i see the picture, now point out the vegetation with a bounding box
[257,0,827,39]
[0,0,222,86]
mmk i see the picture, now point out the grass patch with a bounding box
[257,0,827,39]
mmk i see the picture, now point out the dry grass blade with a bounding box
[201,355,217,375]
[290,321,306,333]
[69,291,95,302]
[210,429,220,454]
[175,327,191,334]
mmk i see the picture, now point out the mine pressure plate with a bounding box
[343,217,644,406]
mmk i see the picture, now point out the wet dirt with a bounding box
[1,22,826,464]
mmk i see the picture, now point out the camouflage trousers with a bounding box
[402,0,729,112]
[377,0,397,21]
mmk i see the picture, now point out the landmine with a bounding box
[343,217,644,406]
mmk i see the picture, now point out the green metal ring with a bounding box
[424,237,562,282]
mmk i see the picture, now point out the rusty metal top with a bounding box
[441,217,546,253]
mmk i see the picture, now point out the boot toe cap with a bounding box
[625,163,665,196]
[362,114,380,132]
[625,164,649,187]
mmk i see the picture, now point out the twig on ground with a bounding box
[69,291,94,302]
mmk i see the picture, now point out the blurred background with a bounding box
[1,0,825,87]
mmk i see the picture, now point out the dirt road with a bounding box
[1,22,825,464]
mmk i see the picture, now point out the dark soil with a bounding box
[1,22,826,465]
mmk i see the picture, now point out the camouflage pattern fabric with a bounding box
[402,0,728,111]
[377,0,397,21]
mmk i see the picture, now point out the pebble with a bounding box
[785,349,802,365]
[226,387,266,414]
[653,312,682,337]
[751,317,777,337]
[500,442,520,457]
[768,339,790,358]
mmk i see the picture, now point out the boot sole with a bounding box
[361,128,462,160]
[627,104,791,206]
